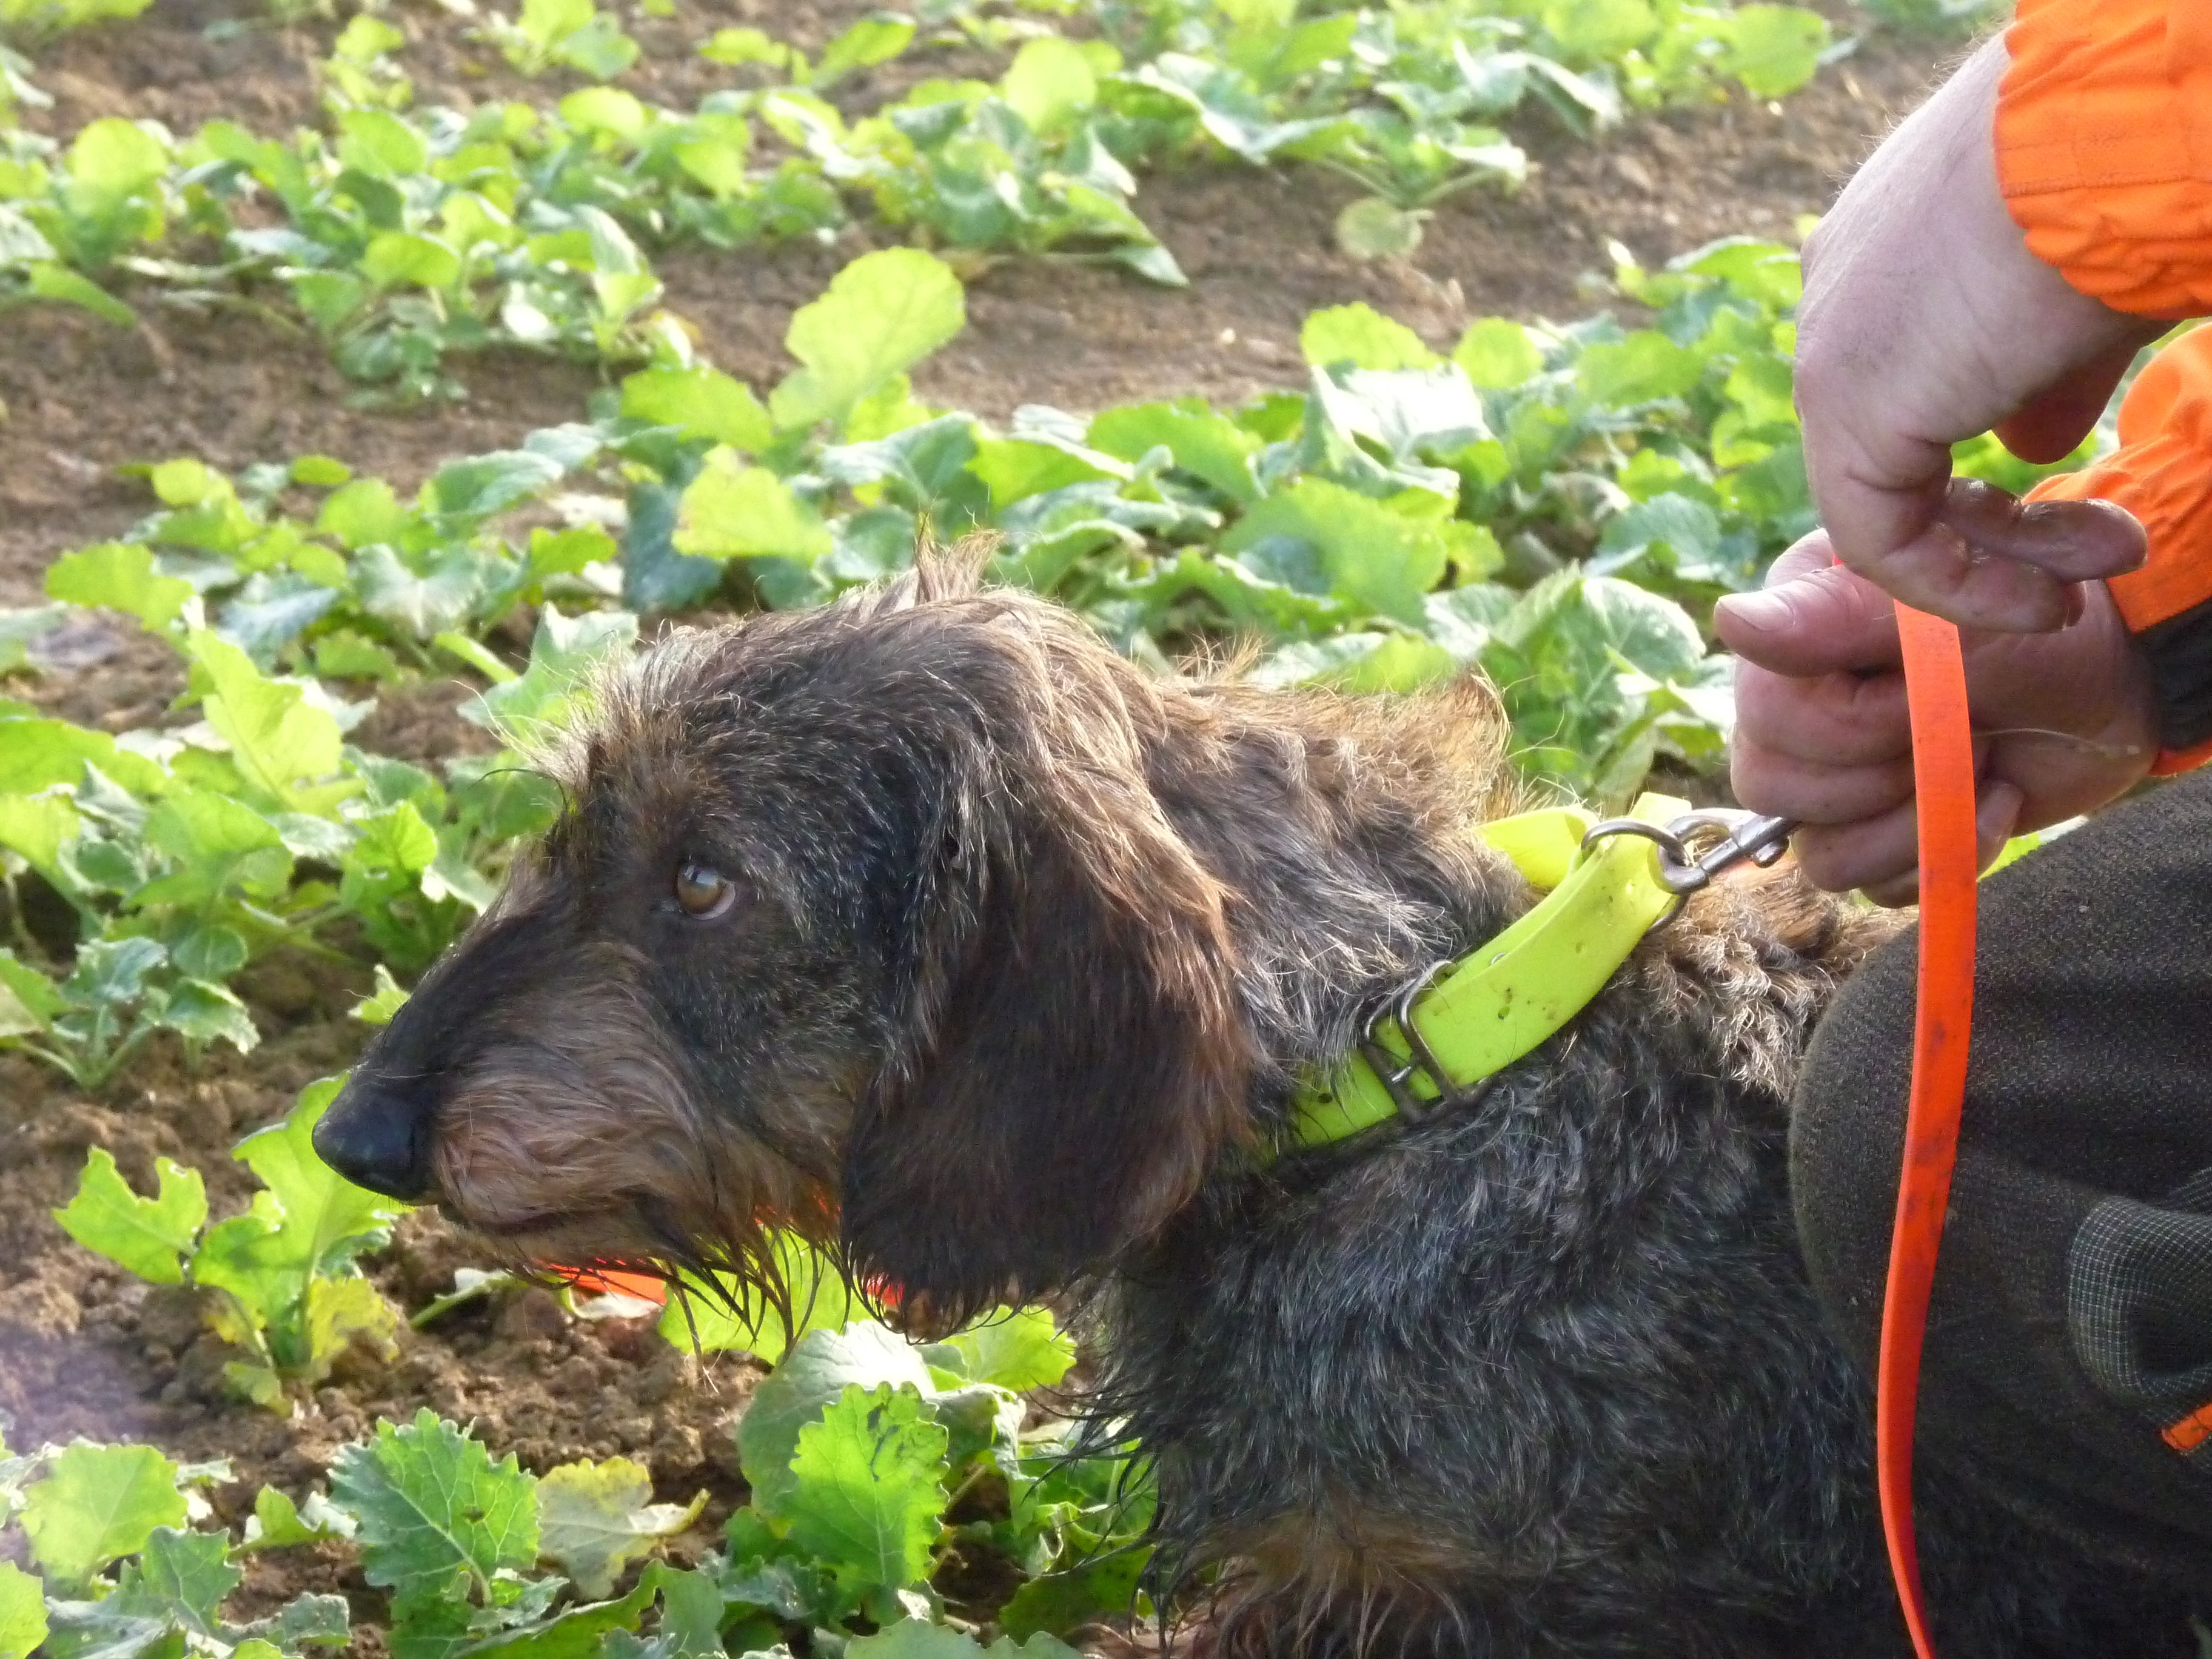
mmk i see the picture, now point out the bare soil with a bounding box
[0,0,1960,1632]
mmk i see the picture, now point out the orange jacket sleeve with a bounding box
[1997,0,2212,319]
[2028,329,2212,773]
[2000,0,2212,768]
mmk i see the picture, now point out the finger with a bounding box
[1938,481,2147,582]
[1849,783,2026,911]
[1732,662,1911,767]
[1714,564,1901,675]
[1794,799,1920,897]
[1763,530,1840,588]
[1838,513,2074,634]
[1729,739,1917,828]
[1993,336,2153,463]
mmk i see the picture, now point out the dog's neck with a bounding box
[1147,688,1527,1093]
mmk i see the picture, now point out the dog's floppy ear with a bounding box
[840,630,1252,1324]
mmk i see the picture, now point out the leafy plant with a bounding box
[484,0,641,79]
[4,1438,347,1657]
[53,1078,409,1404]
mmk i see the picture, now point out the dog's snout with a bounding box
[314,1078,436,1201]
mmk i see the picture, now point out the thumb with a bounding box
[1714,563,1900,677]
[1994,337,2146,463]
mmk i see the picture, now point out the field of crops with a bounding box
[0,0,2025,1654]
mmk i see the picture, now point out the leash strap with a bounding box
[1877,605,1980,1659]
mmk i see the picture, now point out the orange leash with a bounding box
[1876,605,1980,1659]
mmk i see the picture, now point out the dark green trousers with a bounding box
[1796,767,2212,1586]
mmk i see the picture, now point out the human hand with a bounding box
[1720,530,2158,904]
[1792,35,2165,631]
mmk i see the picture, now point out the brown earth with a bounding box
[0,0,1962,1637]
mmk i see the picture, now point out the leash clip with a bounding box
[1355,959,1493,1122]
[1580,809,1797,924]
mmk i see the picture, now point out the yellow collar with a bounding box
[1286,793,1689,1150]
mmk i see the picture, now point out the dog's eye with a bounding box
[673,861,736,919]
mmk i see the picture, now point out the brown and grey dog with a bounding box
[316,556,2190,1657]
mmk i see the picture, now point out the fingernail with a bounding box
[1715,591,1792,633]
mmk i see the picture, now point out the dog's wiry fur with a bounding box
[323,555,2196,1657]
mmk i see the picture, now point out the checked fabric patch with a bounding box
[2069,1167,2212,1461]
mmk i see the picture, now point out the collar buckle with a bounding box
[1353,958,1496,1122]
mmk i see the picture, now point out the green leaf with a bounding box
[0,715,159,796]
[347,802,439,877]
[242,1486,354,1550]
[777,1384,948,1592]
[997,1556,1146,1645]
[1453,318,1543,390]
[1540,0,1654,58]
[360,231,463,293]
[21,1441,189,1592]
[737,1322,935,1513]
[429,451,566,524]
[329,1410,538,1614]
[156,978,260,1055]
[186,631,350,814]
[337,109,428,178]
[25,263,135,325]
[1221,476,1447,625]
[1578,331,1704,406]
[925,1309,1075,1393]
[67,117,167,207]
[1721,5,1830,99]
[815,12,916,89]
[1300,304,1436,372]
[1087,400,1259,504]
[110,1524,241,1639]
[304,1276,402,1379]
[0,793,79,888]
[235,1075,411,1283]
[0,948,62,1039]
[352,964,409,1027]
[770,249,965,434]
[1000,35,1096,135]
[1333,196,1424,261]
[0,1562,45,1659]
[535,1458,706,1598]
[673,451,834,563]
[698,25,799,72]
[53,1147,207,1286]
[468,606,638,734]
[136,789,291,909]
[619,365,774,450]
[318,478,411,549]
[45,542,193,630]
[846,1620,1082,1659]
[660,1232,861,1364]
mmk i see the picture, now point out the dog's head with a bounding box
[314,557,1255,1325]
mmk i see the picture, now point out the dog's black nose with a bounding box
[313,1078,435,1201]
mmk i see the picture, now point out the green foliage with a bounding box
[660,1231,866,1363]
[0,0,149,36]
[20,1443,189,1592]
[53,1079,408,1404]
[332,1410,540,1626]
[782,1385,951,1596]
[484,0,640,79]
[0,0,1843,392]
[52,1147,207,1284]
[0,1563,43,1659]
[536,1458,706,1600]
